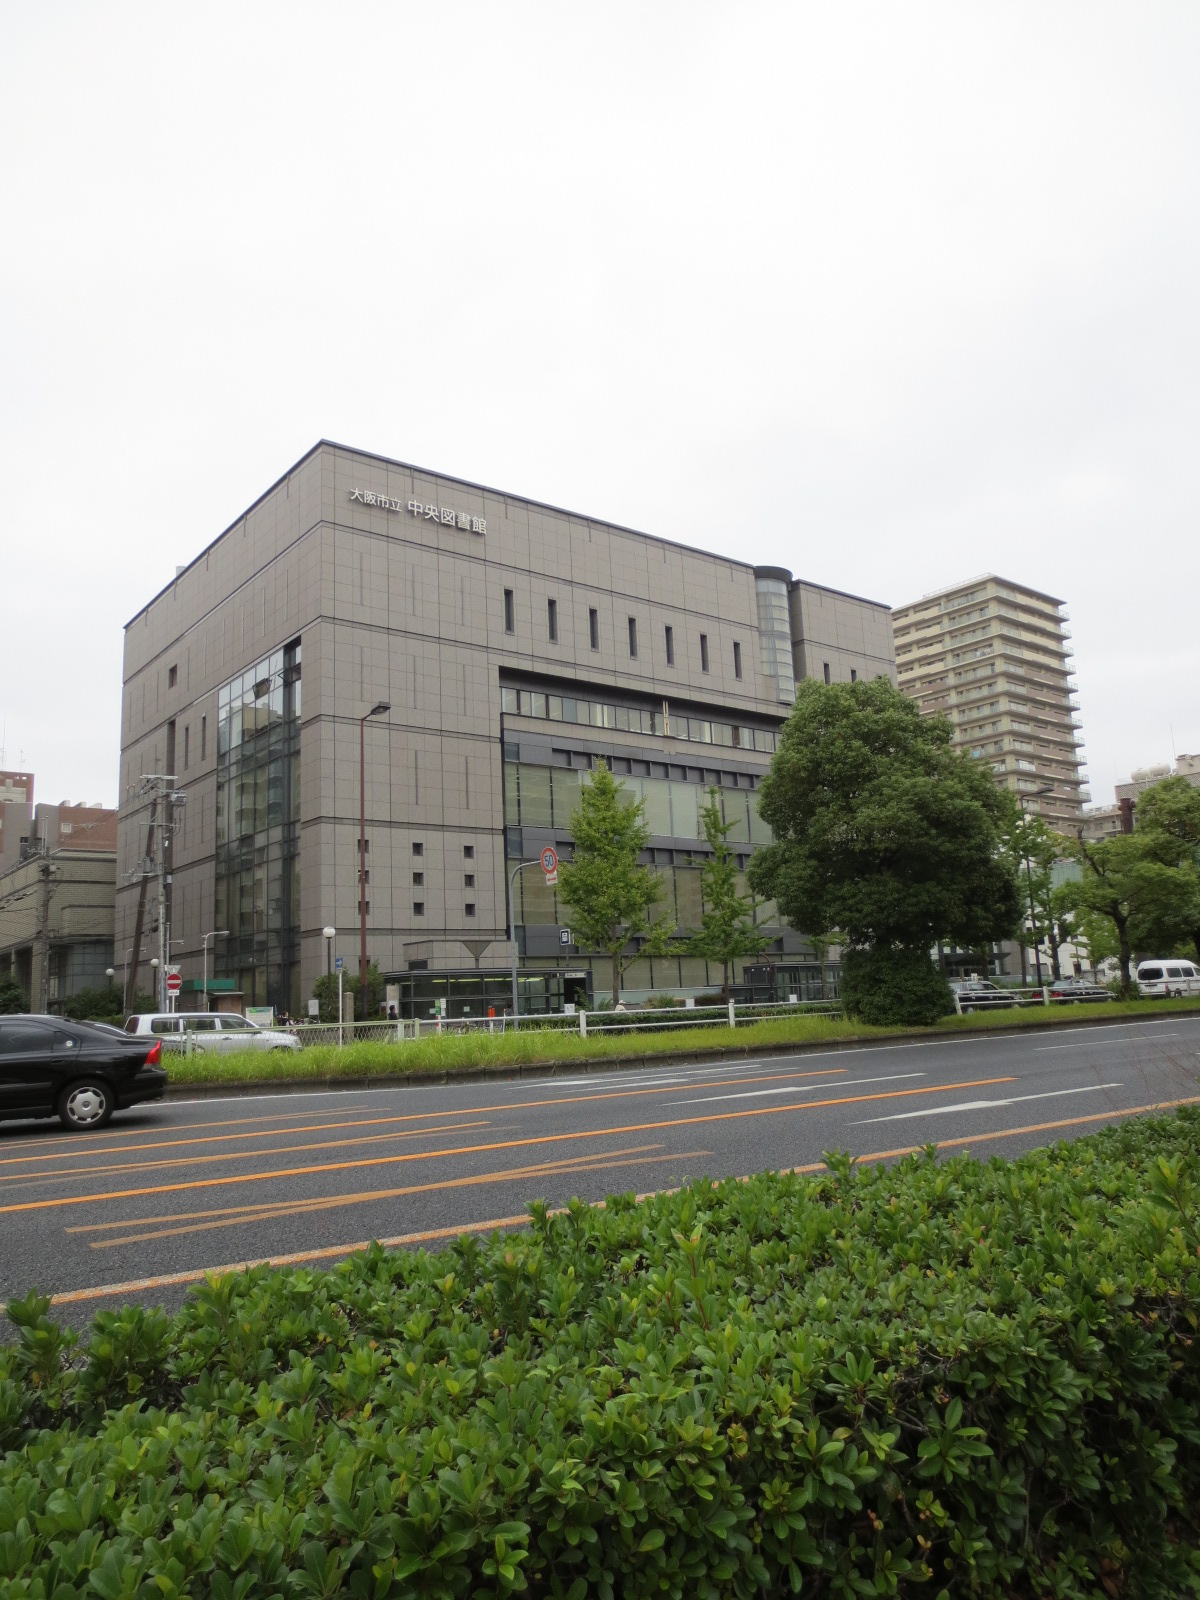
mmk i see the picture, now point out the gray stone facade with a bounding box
[116,441,895,1016]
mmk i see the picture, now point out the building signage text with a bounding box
[349,487,485,535]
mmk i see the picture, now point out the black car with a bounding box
[0,1015,167,1131]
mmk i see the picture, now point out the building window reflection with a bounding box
[214,639,301,1015]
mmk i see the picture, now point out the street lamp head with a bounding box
[105,968,115,980]
[149,958,159,970]
[322,925,336,940]
[367,701,390,719]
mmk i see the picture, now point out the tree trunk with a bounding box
[611,954,621,1009]
[1048,925,1062,981]
[723,958,730,996]
[1117,919,1133,999]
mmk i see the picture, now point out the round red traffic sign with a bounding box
[540,846,558,875]
[166,972,182,994]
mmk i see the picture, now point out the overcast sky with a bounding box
[2,4,1197,809]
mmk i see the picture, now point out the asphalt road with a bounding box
[3,1015,1199,1326]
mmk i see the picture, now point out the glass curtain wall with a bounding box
[503,757,777,954]
[214,641,301,1014]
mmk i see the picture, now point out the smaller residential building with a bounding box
[0,800,118,1012]
[1115,755,1200,805]
[0,769,34,871]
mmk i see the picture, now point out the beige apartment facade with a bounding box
[892,575,1088,830]
[116,440,895,1018]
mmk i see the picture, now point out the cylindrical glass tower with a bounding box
[754,567,796,704]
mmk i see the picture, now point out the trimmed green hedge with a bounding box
[4,1114,1200,1598]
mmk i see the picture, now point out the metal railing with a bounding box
[288,996,844,1048]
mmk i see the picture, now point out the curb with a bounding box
[162,1004,1200,1099]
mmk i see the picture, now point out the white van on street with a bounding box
[1135,960,1200,999]
[123,1012,301,1052]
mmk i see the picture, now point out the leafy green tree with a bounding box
[558,760,674,1007]
[313,962,386,1022]
[62,984,125,1022]
[1135,776,1200,962]
[1001,806,1075,980]
[686,787,767,992]
[747,678,1021,1024]
[0,973,26,1014]
[1061,833,1200,997]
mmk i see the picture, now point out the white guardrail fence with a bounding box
[289,997,842,1047]
[282,984,1108,1047]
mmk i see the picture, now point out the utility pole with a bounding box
[125,777,185,1014]
[36,852,54,1013]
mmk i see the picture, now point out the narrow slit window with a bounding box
[628,616,638,659]
[664,625,674,666]
[733,640,742,679]
[700,633,710,673]
[588,607,599,651]
[547,597,558,642]
[503,589,515,634]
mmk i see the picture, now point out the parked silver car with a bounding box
[123,1012,301,1052]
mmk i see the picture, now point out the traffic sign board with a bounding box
[335,956,344,972]
[558,927,572,946]
[166,972,182,994]
[540,846,558,875]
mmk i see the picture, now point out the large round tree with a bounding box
[747,677,1021,1023]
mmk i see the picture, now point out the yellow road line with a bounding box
[88,1148,707,1250]
[0,1066,851,1168]
[65,1142,671,1234]
[29,1092,1200,1310]
[0,1076,1015,1216]
[0,1120,495,1188]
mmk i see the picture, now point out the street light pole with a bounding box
[507,859,542,1018]
[359,703,390,1021]
[323,926,336,979]
[201,929,229,1012]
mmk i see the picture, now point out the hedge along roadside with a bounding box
[4,1112,1200,1598]
[159,996,1200,1090]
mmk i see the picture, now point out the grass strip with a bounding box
[159,995,1200,1086]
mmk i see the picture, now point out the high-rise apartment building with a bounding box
[892,576,1087,830]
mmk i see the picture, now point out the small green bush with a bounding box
[840,943,955,1026]
[4,1113,1200,1596]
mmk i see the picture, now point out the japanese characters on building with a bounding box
[348,488,485,535]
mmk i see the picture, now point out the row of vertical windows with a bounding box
[504,591,740,677]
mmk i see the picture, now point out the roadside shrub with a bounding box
[5,1113,1200,1597]
[840,942,955,1025]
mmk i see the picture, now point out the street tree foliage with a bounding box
[1063,777,1200,991]
[1063,835,1199,997]
[313,962,386,1023]
[687,787,767,991]
[1000,806,1079,980]
[1136,776,1200,962]
[748,678,1021,1023]
[558,760,674,1007]
[0,974,25,1014]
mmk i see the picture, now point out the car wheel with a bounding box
[57,1079,114,1131]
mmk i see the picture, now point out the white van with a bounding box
[1136,959,1200,999]
[123,1012,301,1052]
